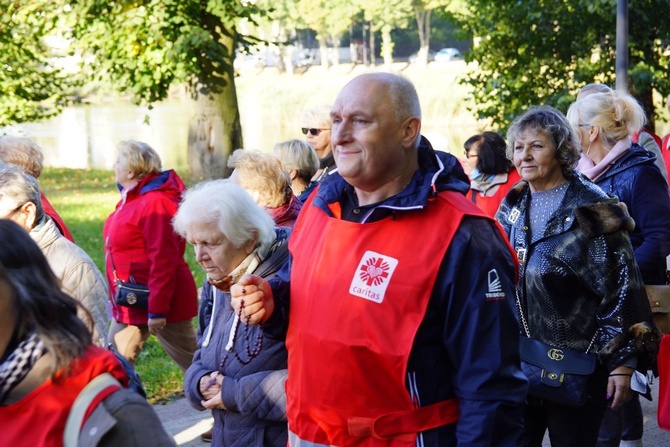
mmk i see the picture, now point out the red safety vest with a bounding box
[286,190,486,446]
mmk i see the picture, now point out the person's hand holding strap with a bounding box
[230,274,274,325]
[607,365,634,410]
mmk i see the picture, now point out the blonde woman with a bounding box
[228,149,302,227]
[104,140,198,372]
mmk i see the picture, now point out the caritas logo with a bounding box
[349,251,398,303]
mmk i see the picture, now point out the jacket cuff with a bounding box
[221,376,239,413]
[148,313,168,319]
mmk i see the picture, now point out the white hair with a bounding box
[173,179,276,250]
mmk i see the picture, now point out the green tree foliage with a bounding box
[412,0,453,65]
[298,0,359,66]
[0,1,72,126]
[65,0,264,178]
[457,0,670,131]
[358,0,413,65]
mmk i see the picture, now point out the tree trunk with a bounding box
[369,21,376,66]
[331,35,341,66]
[381,24,393,66]
[414,6,431,65]
[275,24,287,74]
[187,31,241,180]
[319,35,330,69]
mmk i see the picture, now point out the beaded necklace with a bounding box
[219,299,263,370]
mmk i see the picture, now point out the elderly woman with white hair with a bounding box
[175,179,290,447]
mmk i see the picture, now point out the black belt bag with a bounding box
[114,280,149,309]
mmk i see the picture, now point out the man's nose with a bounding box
[331,123,348,147]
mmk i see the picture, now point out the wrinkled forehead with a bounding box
[515,126,553,145]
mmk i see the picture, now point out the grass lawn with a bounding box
[39,167,205,403]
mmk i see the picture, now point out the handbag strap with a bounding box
[63,373,121,447]
[105,236,121,282]
[515,294,597,354]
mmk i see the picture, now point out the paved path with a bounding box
[153,397,212,447]
[154,383,670,446]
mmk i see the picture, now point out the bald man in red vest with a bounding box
[232,73,528,447]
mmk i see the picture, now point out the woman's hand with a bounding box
[201,391,226,410]
[199,371,223,400]
[230,274,274,325]
[148,317,167,335]
[607,365,635,410]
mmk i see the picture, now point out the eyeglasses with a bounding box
[301,128,330,136]
[464,151,478,159]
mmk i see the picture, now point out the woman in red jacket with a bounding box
[104,140,197,372]
[464,132,522,217]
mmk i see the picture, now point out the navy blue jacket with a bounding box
[595,143,670,284]
[266,137,528,446]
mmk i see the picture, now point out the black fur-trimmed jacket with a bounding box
[496,173,659,372]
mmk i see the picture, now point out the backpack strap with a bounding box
[63,373,121,447]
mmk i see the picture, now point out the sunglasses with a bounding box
[301,127,330,136]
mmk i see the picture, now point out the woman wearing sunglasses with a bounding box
[301,105,335,182]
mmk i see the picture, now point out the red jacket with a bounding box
[103,170,197,325]
[468,169,522,218]
[0,346,127,447]
[41,192,75,242]
[266,194,303,228]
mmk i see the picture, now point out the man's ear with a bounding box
[401,117,422,149]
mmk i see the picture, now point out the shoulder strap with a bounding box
[63,373,121,447]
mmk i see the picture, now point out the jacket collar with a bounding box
[502,173,634,240]
[598,142,657,180]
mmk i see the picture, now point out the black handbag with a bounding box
[519,336,596,407]
[108,244,149,309]
[516,295,597,407]
[114,279,149,309]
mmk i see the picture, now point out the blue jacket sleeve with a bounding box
[184,346,215,411]
[263,258,292,340]
[220,369,288,421]
[626,165,670,284]
[412,217,528,446]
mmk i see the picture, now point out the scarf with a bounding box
[470,169,510,196]
[203,232,287,348]
[576,138,631,182]
[206,233,286,292]
[0,331,46,403]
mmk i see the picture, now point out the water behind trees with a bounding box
[3,64,484,173]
